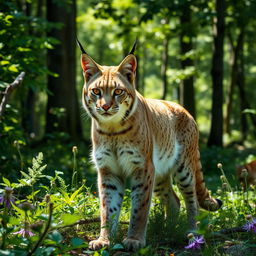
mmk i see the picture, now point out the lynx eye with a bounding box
[92,88,101,95]
[114,89,123,95]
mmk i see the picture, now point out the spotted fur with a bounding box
[237,160,256,189]
[79,50,222,251]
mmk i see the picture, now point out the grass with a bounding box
[0,143,256,255]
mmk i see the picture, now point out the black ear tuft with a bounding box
[76,37,87,54]
[129,38,138,55]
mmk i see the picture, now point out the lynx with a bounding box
[237,160,256,189]
[77,39,222,251]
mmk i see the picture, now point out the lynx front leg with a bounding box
[89,168,125,250]
[123,164,155,251]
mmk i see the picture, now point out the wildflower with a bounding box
[241,169,248,178]
[222,183,228,190]
[185,233,205,250]
[220,175,225,182]
[243,216,256,233]
[44,194,51,203]
[13,228,35,237]
[0,187,15,209]
[217,163,222,169]
[72,146,78,154]
[18,202,34,212]
[13,140,20,148]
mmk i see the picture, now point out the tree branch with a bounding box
[0,72,25,117]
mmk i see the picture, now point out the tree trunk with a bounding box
[236,35,248,140]
[236,36,256,138]
[161,38,169,100]
[179,3,196,119]
[21,1,37,140]
[46,0,81,139]
[207,0,225,147]
[225,29,244,134]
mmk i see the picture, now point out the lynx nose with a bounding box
[102,104,111,111]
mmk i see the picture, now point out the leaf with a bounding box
[8,217,20,225]
[20,171,30,179]
[2,177,11,187]
[48,230,63,243]
[71,237,84,247]
[8,65,19,73]
[11,203,25,216]
[0,60,9,65]
[70,186,83,202]
[112,244,124,250]
[243,109,256,115]
[101,250,109,256]
[60,213,80,225]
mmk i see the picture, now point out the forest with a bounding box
[0,0,256,255]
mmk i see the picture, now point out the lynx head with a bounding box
[78,39,138,124]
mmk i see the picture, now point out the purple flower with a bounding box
[13,228,35,237]
[185,235,205,250]
[0,187,15,209]
[243,218,256,233]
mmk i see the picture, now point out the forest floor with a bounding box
[0,140,256,255]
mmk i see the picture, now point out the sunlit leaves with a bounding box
[60,213,80,226]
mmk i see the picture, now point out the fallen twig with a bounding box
[0,72,25,117]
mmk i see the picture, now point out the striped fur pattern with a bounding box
[80,51,222,251]
[237,160,256,189]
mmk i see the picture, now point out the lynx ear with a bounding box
[118,55,137,84]
[76,38,101,82]
[81,54,101,82]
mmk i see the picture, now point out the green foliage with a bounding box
[18,152,47,188]
[0,151,256,255]
[0,1,57,87]
[0,0,60,178]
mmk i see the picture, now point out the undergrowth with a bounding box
[0,147,256,256]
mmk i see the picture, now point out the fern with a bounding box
[17,152,47,188]
[48,171,68,192]
[56,173,68,191]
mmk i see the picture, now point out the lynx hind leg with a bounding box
[175,163,198,230]
[154,176,180,223]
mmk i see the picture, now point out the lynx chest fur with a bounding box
[78,40,222,251]
[92,98,184,178]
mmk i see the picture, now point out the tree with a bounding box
[207,0,225,147]
[46,0,82,139]
[179,1,196,118]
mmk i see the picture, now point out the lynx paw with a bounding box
[123,237,145,251]
[89,238,110,250]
